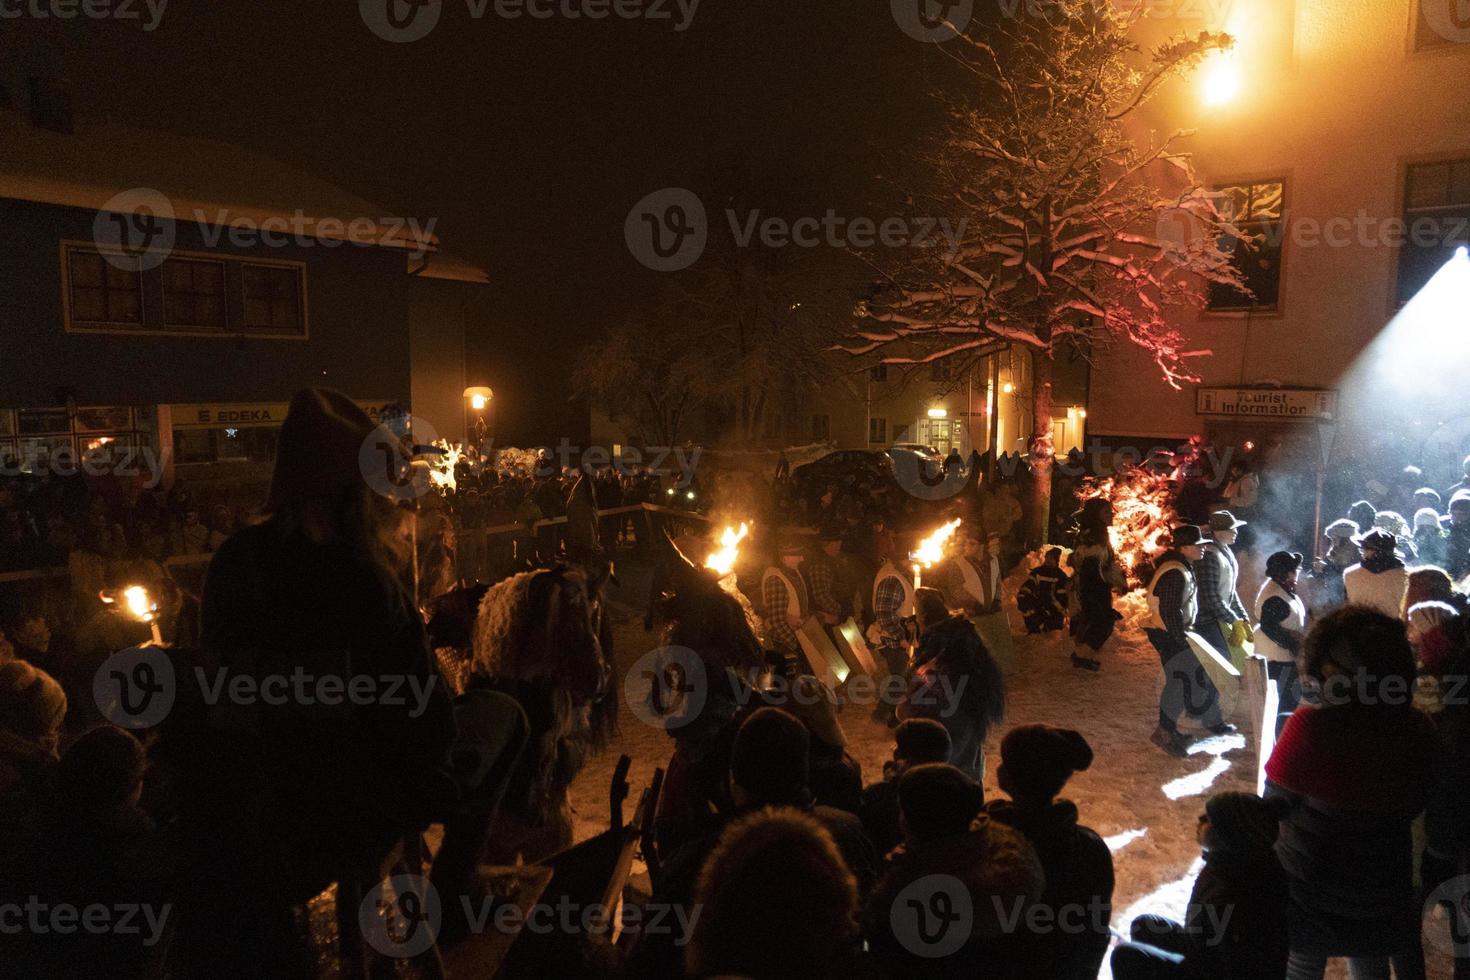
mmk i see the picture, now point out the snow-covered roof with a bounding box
[0,108,489,285]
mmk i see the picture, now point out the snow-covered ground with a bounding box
[570,562,1454,979]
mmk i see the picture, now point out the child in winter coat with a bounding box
[986,724,1114,980]
[1110,790,1290,980]
[1017,548,1070,634]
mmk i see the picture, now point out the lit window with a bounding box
[1207,180,1286,312]
[868,417,887,444]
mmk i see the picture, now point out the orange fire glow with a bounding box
[704,522,750,577]
[1079,468,1178,584]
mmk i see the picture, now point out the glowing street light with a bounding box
[464,385,493,450]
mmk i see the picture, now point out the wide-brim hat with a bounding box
[267,388,379,513]
[1352,528,1397,552]
[777,537,808,557]
[1170,525,1207,548]
[1208,510,1247,531]
[1265,551,1305,579]
[1323,518,1359,540]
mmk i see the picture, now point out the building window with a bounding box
[1398,159,1470,305]
[66,248,144,326]
[869,364,888,382]
[242,262,305,334]
[162,258,227,329]
[868,417,887,444]
[1207,180,1286,312]
[810,414,830,441]
[1414,3,1469,51]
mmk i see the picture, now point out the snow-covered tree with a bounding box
[839,2,1250,544]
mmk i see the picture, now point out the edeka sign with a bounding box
[170,401,393,430]
[1195,387,1338,421]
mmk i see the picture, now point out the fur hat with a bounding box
[898,763,985,841]
[1205,791,1287,854]
[1451,490,1470,511]
[1265,551,1305,580]
[1323,518,1359,541]
[1374,511,1412,538]
[1415,487,1443,507]
[998,724,1094,801]
[57,725,146,807]
[0,661,67,744]
[268,388,381,513]
[1415,507,1444,530]
[1348,500,1378,529]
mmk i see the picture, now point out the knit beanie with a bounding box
[58,725,146,807]
[1415,507,1444,530]
[1205,791,1287,854]
[894,718,952,765]
[898,763,985,841]
[999,724,1094,801]
[731,708,810,806]
[0,660,67,743]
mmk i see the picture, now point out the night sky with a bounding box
[6,1,968,441]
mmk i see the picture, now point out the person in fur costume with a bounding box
[468,563,615,862]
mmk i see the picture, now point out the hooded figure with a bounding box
[1413,507,1449,569]
[184,389,458,977]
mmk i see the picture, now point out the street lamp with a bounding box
[464,386,493,451]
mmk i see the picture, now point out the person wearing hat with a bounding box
[868,532,917,724]
[1255,551,1308,720]
[1308,517,1360,616]
[988,725,1114,980]
[1413,506,1449,569]
[940,524,1003,619]
[1343,528,1409,620]
[1145,525,1234,757]
[1193,511,1252,662]
[193,389,458,973]
[761,535,815,667]
[1446,489,1470,582]
[803,524,852,629]
[900,600,1006,781]
[1111,790,1290,980]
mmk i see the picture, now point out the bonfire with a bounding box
[1078,465,1178,588]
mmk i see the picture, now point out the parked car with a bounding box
[791,449,896,499]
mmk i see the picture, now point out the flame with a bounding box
[704,522,749,577]
[101,585,158,623]
[428,440,464,492]
[1079,465,1178,583]
[912,518,962,569]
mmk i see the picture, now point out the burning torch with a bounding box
[704,522,750,582]
[911,518,962,590]
[101,585,163,646]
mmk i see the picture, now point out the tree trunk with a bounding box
[1025,348,1055,549]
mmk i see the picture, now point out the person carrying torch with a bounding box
[761,537,813,675]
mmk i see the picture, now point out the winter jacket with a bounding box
[1265,703,1437,957]
[1193,541,1248,626]
[1180,846,1290,980]
[1447,521,1470,581]
[1253,579,1305,665]
[1343,560,1409,619]
[863,817,1045,979]
[986,798,1114,980]
[859,772,903,858]
[1424,665,1470,863]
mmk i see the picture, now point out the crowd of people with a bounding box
[2,391,1469,978]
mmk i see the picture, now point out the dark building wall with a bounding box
[0,198,412,409]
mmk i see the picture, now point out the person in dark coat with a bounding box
[863,763,1043,979]
[1447,490,1470,582]
[1111,791,1291,980]
[899,610,1005,780]
[1067,499,1123,671]
[183,389,458,978]
[1265,607,1438,979]
[860,717,952,857]
[1017,547,1070,633]
[987,724,1113,980]
[626,707,878,980]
